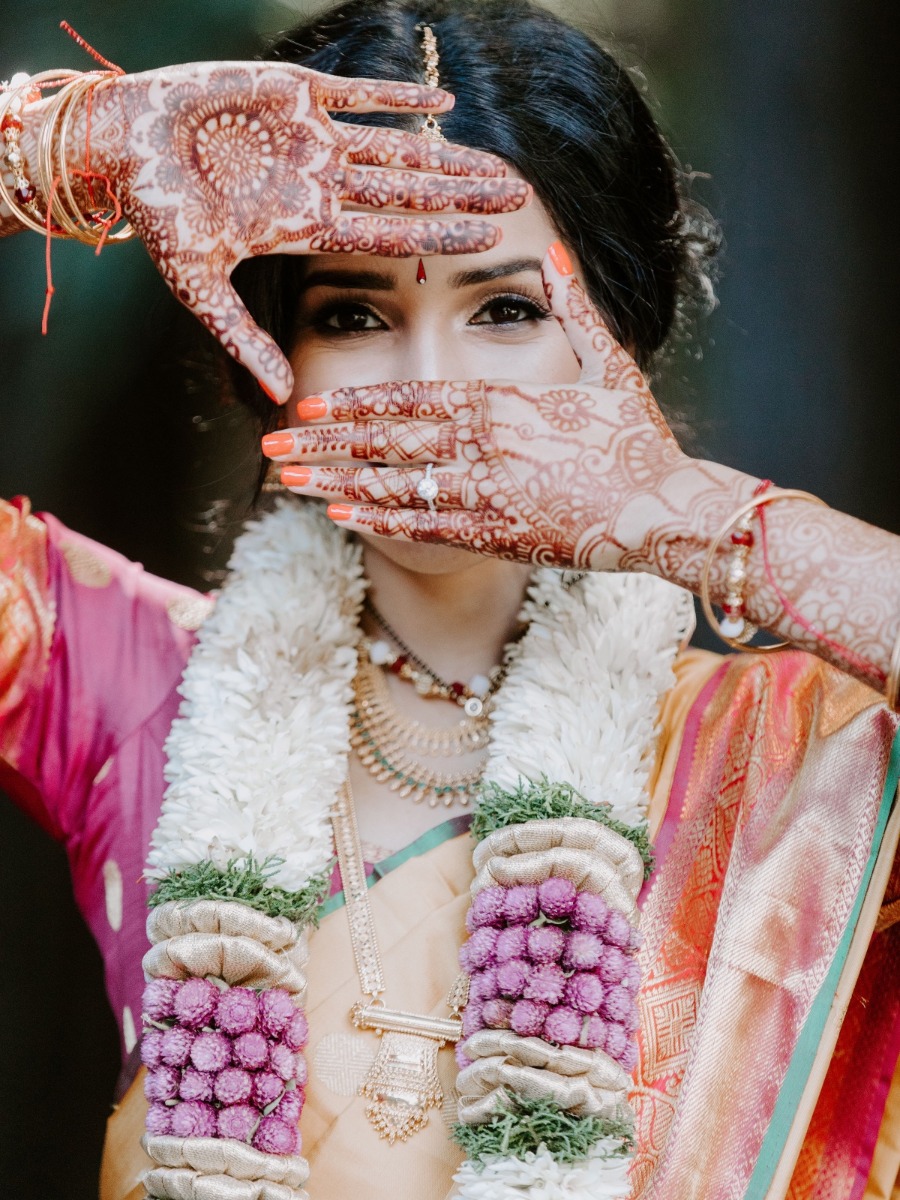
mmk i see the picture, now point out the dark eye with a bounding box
[470,296,549,327]
[319,303,385,333]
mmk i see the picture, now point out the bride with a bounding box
[2,2,899,1198]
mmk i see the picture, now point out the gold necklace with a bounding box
[332,782,468,1143]
[351,652,489,807]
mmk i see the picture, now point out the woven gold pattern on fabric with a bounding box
[630,656,896,1200]
[167,595,215,631]
[142,932,307,997]
[143,1136,309,1187]
[313,1032,376,1096]
[60,538,113,587]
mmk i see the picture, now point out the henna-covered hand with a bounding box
[20,62,528,401]
[265,243,690,570]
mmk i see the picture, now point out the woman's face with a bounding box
[286,194,582,574]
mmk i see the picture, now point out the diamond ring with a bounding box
[415,462,439,512]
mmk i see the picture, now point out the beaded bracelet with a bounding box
[699,487,827,653]
[0,72,48,230]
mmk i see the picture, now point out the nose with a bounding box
[393,321,471,384]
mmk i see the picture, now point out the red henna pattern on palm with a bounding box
[52,61,524,401]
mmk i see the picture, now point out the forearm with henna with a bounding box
[634,461,900,689]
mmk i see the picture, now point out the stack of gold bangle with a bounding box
[887,625,900,712]
[0,67,133,244]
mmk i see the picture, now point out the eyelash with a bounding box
[310,289,552,335]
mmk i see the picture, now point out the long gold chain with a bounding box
[331,782,467,1142]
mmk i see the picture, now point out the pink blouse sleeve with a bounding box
[0,496,57,833]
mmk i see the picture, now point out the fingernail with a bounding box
[281,466,312,487]
[548,241,574,276]
[261,431,295,457]
[297,397,328,420]
[328,504,354,522]
[259,379,282,404]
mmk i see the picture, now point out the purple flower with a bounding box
[282,1010,309,1052]
[621,1004,640,1035]
[190,1030,232,1073]
[142,978,181,1022]
[145,1102,173,1137]
[604,1022,628,1063]
[466,887,508,931]
[509,999,549,1039]
[469,966,499,1004]
[579,1014,608,1050]
[173,977,219,1030]
[524,963,567,1006]
[216,987,258,1037]
[604,910,632,949]
[253,1115,300,1156]
[276,1088,304,1126]
[144,1066,180,1103]
[496,958,529,1000]
[214,1067,253,1106]
[565,972,605,1015]
[218,1103,259,1143]
[620,1040,639,1072]
[270,1043,298,1083]
[494,926,528,964]
[233,1031,269,1072]
[526,925,565,965]
[562,931,605,972]
[258,989,296,1039]
[171,1100,217,1139]
[294,1052,308,1087]
[160,1025,194,1068]
[140,1030,164,1071]
[629,926,643,952]
[543,1006,583,1046]
[503,885,540,925]
[602,984,633,1025]
[538,877,577,920]
[461,1001,485,1039]
[455,1042,473,1072]
[459,927,499,973]
[179,1068,215,1103]
[597,945,629,985]
[482,998,514,1029]
[622,958,642,994]
[252,1071,285,1110]
[571,891,609,934]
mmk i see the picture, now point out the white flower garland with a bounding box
[148,500,693,1198]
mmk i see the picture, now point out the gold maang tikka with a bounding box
[416,23,448,144]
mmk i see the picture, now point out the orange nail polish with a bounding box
[281,466,312,487]
[328,504,354,522]
[297,397,328,420]
[260,379,281,403]
[548,240,574,276]
[261,431,295,457]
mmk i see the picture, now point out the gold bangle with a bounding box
[0,70,82,235]
[886,624,900,712]
[699,488,828,654]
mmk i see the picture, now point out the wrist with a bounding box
[618,455,763,593]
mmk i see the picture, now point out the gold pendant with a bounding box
[352,1001,462,1143]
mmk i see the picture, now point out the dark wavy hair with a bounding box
[229,0,717,485]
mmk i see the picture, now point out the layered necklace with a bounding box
[350,598,517,808]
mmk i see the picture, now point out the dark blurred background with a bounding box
[1,0,898,1193]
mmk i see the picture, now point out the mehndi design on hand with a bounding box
[56,62,528,401]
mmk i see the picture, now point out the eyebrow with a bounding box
[301,256,544,293]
